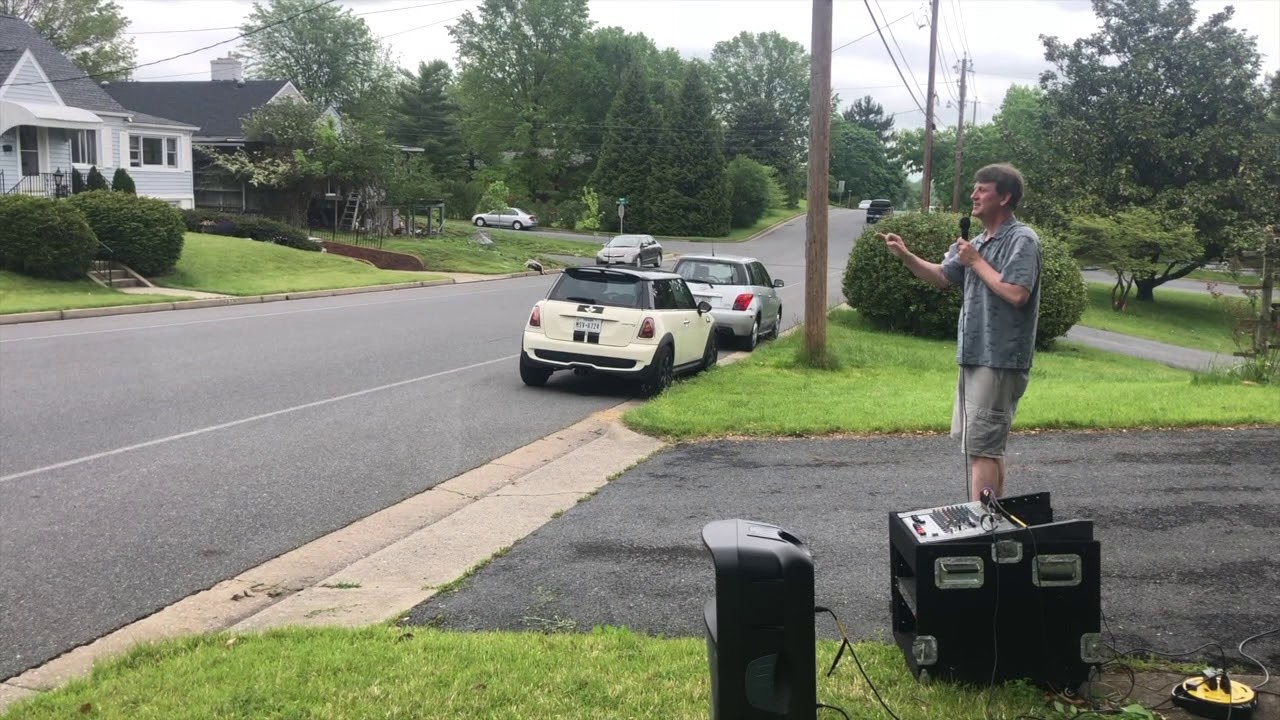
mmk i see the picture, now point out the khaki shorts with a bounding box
[951,365,1030,458]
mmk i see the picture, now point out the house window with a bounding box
[71,130,97,165]
[129,135,179,168]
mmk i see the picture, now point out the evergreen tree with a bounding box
[111,167,136,194]
[589,64,661,233]
[649,62,729,236]
[71,167,84,194]
[85,166,108,191]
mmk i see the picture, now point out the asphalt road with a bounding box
[408,428,1280,670]
[0,209,864,681]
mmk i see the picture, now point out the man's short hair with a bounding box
[974,163,1025,210]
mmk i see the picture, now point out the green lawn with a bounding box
[2,626,1054,720]
[623,309,1279,439]
[0,271,186,315]
[370,226,598,274]
[1078,283,1238,354]
[680,200,809,242]
[156,233,444,296]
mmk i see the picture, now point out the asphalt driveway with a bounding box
[408,428,1280,670]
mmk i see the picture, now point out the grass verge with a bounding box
[1078,284,1237,354]
[0,271,186,315]
[679,200,809,242]
[1,626,1053,720]
[155,234,443,296]
[373,226,598,274]
[623,309,1279,439]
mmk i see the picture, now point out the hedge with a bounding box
[0,195,98,279]
[181,210,320,252]
[843,211,1086,351]
[67,191,186,276]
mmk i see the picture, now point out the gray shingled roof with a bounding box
[0,14,129,115]
[103,80,294,140]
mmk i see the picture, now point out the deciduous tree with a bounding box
[239,0,398,120]
[3,0,135,79]
[1040,0,1269,300]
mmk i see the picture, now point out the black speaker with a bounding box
[702,519,816,719]
[889,492,1103,689]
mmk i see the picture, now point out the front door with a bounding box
[18,126,39,176]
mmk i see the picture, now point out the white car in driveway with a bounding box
[471,207,537,230]
[520,266,718,396]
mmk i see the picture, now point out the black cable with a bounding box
[815,606,906,720]
[1238,626,1278,688]
[817,702,852,719]
[7,0,338,86]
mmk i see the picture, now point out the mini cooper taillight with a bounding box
[732,293,754,311]
[529,305,542,327]
[638,317,656,339]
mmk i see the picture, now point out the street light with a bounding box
[52,167,66,198]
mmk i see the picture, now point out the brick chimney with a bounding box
[211,56,243,82]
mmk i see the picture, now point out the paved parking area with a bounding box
[409,428,1280,671]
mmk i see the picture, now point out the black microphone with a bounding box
[959,216,971,241]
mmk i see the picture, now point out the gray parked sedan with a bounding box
[672,253,784,350]
[471,207,538,230]
[596,234,663,267]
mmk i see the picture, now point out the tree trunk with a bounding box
[1135,277,1157,301]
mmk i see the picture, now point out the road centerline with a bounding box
[0,354,517,484]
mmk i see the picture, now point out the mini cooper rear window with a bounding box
[550,270,645,309]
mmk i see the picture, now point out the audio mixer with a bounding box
[896,500,1007,542]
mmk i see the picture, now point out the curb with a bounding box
[0,270,564,327]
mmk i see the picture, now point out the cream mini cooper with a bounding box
[520,266,718,396]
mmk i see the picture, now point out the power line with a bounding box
[6,0,339,86]
[379,13,461,39]
[874,0,929,109]
[860,0,926,116]
[832,11,913,54]
[123,0,471,36]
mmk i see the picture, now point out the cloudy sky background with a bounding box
[117,0,1280,130]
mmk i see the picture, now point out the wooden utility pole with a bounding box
[951,55,969,211]
[805,0,832,360]
[920,0,941,211]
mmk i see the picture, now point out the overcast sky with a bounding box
[117,0,1280,130]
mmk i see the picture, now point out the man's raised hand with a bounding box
[879,232,908,259]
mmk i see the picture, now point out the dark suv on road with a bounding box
[866,199,894,224]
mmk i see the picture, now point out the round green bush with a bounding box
[67,191,186,275]
[842,211,1086,351]
[0,195,98,279]
[725,156,773,228]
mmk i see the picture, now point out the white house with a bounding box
[0,14,196,207]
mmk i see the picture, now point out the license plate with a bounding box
[574,318,602,333]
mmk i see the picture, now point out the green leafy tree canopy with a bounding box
[3,0,136,80]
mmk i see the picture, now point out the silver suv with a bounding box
[672,254,784,350]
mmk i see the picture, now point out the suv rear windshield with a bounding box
[674,259,748,285]
[549,269,645,309]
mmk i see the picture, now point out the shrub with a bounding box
[725,156,774,228]
[179,209,319,251]
[111,168,137,195]
[843,212,1087,351]
[577,187,601,231]
[85,166,109,191]
[71,168,85,194]
[0,195,98,279]
[476,180,511,215]
[67,191,185,275]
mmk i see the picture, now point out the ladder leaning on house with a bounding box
[339,193,362,232]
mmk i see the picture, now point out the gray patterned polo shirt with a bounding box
[940,216,1043,370]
